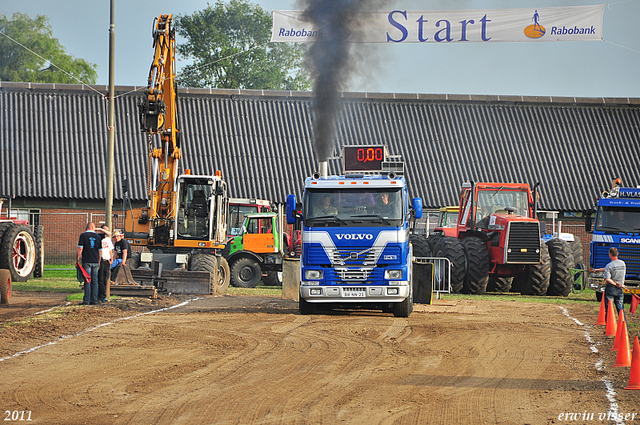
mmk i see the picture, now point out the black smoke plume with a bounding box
[299,0,377,162]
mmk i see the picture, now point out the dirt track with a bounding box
[1,292,639,425]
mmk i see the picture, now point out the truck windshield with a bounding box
[305,188,403,227]
[595,207,640,233]
[475,189,529,227]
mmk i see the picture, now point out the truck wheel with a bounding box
[190,254,230,294]
[462,237,490,294]
[514,243,550,296]
[487,276,513,292]
[433,237,465,293]
[0,224,36,282]
[410,234,432,257]
[230,257,261,288]
[215,257,230,294]
[546,239,575,297]
[299,297,315,315]
[262,271,282,286]
[392,287,413,317]
[34,225,44,278]
[0,269,11,305]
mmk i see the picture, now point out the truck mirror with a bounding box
[286,194,297,224]
[585,212,592,233]
[412,198,423,219]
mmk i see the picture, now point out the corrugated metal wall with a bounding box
[1,83,639,211]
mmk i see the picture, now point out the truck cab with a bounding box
[587,179,640,298]
[286,146,422,317]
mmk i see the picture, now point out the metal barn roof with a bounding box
[1,81,639,211]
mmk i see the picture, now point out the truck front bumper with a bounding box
[300,283,410,303]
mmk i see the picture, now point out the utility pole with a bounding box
[106,0,116,230]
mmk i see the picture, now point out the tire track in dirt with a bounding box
[0,298,620,425]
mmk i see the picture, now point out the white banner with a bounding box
[271,5,604,43]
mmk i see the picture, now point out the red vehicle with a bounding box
[0,196,44,304]
[227,198,272,239]
[422,182,573,296]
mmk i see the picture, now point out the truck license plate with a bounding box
[343,290,365,297]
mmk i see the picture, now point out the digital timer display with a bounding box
[343,146,387,172]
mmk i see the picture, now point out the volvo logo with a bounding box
[336,234,374,240]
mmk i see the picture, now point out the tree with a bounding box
[0,13,97,84]
[175,0,309,90]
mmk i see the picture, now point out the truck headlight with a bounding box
[305,269,323,280]
[385,270,402,280]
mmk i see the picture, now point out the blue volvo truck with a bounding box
[587,179,640,300]
[286,146,423,317]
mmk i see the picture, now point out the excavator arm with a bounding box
[139,14,181,234]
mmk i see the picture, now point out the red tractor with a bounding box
[425,182,574,296]
[0,196,44,304]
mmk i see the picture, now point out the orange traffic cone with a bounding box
[605,299,618,336]
[625,337,640,389]
[611,309,626,351]
[613,321,631,367]
[595,294,607,325]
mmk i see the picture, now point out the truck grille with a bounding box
[505,222,541,264]
[325,267,383,284]
[307,246,397,266]
[618,244,640,277]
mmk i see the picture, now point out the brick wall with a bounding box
[40,209,126,264]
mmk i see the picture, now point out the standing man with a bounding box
[97,224,114,303]
[595,247,626,321]
[77,222,102,305]
[111,230,131,270]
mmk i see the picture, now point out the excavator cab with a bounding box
[175,175,228,243]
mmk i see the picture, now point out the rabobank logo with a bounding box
[524,10,545,39]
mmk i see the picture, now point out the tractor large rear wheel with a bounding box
[462,237,490,294]
[410,234,432,257]
[0,269,11,305]
[513,243,550,296]
[0,224,36,282]
[487,276,513,293]
[569,238,584,266]
[546,239,575,297]
[433,237,466,293]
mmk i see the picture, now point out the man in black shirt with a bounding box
[77,222,102,305]
[111,230,131,270]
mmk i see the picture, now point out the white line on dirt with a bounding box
[33,302,72,315]
[0,297,202,364]
[560,306,624,425]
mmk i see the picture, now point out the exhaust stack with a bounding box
[319,161,328,178]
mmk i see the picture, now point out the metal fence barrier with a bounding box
[414,257,451,299]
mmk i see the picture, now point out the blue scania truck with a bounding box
[286,146,423,317]
[587,179,640,300]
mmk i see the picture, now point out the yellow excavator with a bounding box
[123,14,230,295]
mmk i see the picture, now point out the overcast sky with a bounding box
[2,0,639,98]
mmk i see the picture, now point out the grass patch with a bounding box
[227,286,283,296]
